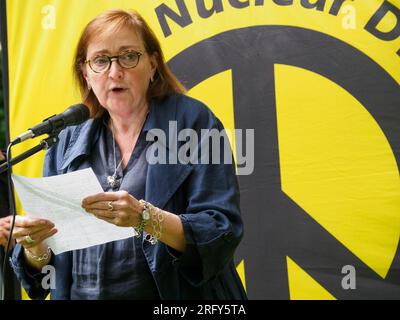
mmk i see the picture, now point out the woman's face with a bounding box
[83,26,157,116]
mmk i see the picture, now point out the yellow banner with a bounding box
[5,0,400,299]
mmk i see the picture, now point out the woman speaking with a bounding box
[10,9,246,300]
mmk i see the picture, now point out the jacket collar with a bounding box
[143,95,178,152]
[60,118,101,171]
[60,96,177,171]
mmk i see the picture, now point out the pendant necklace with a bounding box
[107,121,124,189]
[106,110,149,189]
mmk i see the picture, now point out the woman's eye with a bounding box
[122,52,136,61]
[93,56,109,65]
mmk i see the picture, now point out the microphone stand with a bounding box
[0,135,60,175]
[0,132,60,300]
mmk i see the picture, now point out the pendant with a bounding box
[107,175,120,189]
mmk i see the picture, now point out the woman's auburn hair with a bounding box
[73,9,186,117]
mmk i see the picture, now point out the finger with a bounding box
[27,228,58,248]
[1,217,15,230]
[14,216,53,229]
[86,208,115,219]
[15,235,32,247]
[16,228,57,249]
[0,217,10,228]
[81,192,120,206]
[0,230,10,239]
[13,222,55,239]
[29,227,57,242]
[0,215,12,224]
[0,222,11,231]
[0,237,14,251]
[83,200,120,211]
[0,235,8,247]
[93,215,117,225]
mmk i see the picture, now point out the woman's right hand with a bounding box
[0,216,13,249]
[12,216,57,252]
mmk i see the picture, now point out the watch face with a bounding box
[143,209,150,221]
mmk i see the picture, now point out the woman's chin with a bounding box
[105,100,136,112]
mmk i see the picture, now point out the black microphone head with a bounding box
[63,104,90,126]
[13,104,91,144]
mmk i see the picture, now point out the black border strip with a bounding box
[0,0,9,146]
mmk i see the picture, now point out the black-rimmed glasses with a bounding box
[85,51,143,73]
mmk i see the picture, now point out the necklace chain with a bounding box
[106,110,149,189]
[107,120,124,189]
[111,121,124,176]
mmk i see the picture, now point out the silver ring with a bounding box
[25,235,34,244]
[107,201,114,212]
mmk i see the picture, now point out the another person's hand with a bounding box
[12,216,57,252]
[0,216,14,249]
[0,151,5,162]
[82,191,143,227]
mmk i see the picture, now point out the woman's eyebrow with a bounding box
[91,45,142,55]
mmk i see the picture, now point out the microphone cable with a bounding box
[1,142,18,300]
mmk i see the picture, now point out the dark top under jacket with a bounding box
[10,94,247,300]
[69,113,159,299]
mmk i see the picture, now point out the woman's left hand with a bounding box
[81,191,143,227]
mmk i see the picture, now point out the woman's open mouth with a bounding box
[110,87,127,94]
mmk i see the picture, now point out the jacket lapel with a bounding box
[143,96,194,209]
[59,118,101,172]
[145,162,192,209]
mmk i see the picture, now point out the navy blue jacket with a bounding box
[11,94,247,299]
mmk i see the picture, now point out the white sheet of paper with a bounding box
[12,168,136,254]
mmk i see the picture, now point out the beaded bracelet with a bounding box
[24,247,51,262]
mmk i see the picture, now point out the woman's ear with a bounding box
[82,66,91,90]
[150,53,158,78]
[81,62,89,80]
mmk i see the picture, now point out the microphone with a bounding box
[11,104,90,145]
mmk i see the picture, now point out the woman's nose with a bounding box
[108,58,123,79]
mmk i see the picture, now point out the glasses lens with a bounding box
[119,52,139,68]
[91,56,109,72]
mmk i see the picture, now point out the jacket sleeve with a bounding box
[10,244,53,299]
[167,101,244,287]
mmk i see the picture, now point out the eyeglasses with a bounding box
[85,51,143,73]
